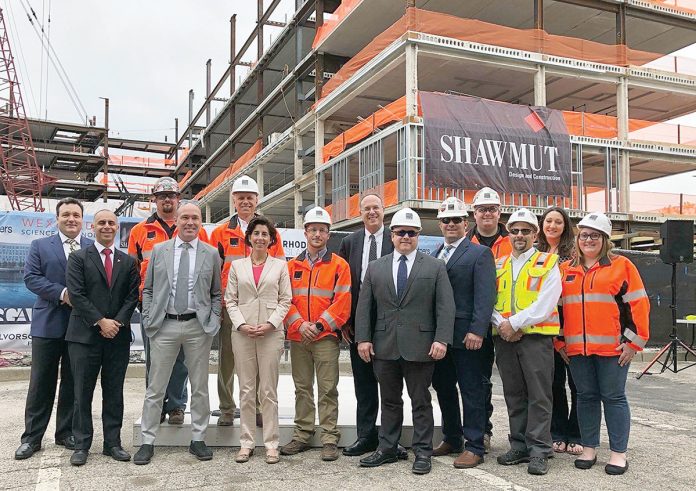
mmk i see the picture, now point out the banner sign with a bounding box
[421,92,572,196]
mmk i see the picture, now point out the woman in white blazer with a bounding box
[225,216,291,464]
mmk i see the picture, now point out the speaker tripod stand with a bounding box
[637,263,696,379]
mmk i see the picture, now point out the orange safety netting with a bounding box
[194,139,263,200]
[320,8,661,102]
[313,0,363,49]
[108,155,174,168]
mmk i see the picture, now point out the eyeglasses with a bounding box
[475,206,499,214]
[578,232,602,241]
[392,230,419,238]
[440,217,464,225]
[509,228,534,236]
[306,227,329,235]
[155,192,178,200]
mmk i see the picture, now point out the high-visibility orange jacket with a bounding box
[208,214,285,295]
[285,250,351,342]
[127,212,209,298]
[467,224,512,260]
[558,255,650,356]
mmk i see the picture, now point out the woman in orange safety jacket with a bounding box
[558,212,649,476]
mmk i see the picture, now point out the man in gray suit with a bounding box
[356,208,455,475]
[134,201,222,465]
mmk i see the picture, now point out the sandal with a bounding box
[553,441,567,453]
[567,443,584,455]
[265,449,280,464]
[235,448,254,463]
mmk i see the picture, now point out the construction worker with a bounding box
[492,208,561,476]
[430,197,496,469]
[558,212,649,475]
[128,177,208,425]
[465,186,511,451]
[280,206,351,462]
[208,175,285,426]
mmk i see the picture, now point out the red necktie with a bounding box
[103,248,113,287]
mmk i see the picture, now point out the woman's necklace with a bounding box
[251,255,267,266]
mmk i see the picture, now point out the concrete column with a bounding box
[256,166,265,199]
[314,118,324,169]
[616,77,630,212]
[534,65,546,106]
[205,204,211,223]
[294,131,304,228]
[405,43,418,118]
[617,77,629,140]
[618,150,630,213]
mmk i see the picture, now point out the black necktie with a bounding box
[397,255,408,299]
[368,234,377,263]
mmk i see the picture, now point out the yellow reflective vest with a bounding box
[493,251,560,335]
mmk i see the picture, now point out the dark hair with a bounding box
[56,198,83,217]
[537,206,575,259]
[244,215,278,248]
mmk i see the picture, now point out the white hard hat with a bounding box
[231,175,259,194]
[303,206,332,227]
[472,187,501,207]
[437,197,468,218]
[152,177,180,195]
[577,212,612,237]
[507,208,539,231]
[390,207,422,230]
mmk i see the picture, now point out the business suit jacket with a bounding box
[224,256,292,329]
[355,251,455,362]
[24,233,93,338]
[337,227,393,332]
[432,239,497,345]
[65,245,139,345]
[142,238,223,337]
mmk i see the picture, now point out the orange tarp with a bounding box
[194,139,262,200]
[313,0,363,49]
[178,170,192,189]
[320,8,661,101]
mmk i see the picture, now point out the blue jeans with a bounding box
[569,355,630,453]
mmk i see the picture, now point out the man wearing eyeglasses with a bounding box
[355,208,455,475]
[430,198,496,469]
[491,208,562,476]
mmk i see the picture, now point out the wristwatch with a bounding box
[316,321,325,332]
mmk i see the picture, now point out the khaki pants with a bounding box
[216,310,236,413]
[289,337,340,445]
[231,328,284,450]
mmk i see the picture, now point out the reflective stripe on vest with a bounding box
[565,334,620,346]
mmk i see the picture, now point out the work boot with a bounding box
[321,443,339,461]
[168,408,185,425]
[279,440,311,455]
[528,456,549,475]
[217,412,234,426]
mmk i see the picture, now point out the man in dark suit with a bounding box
[15,198,92,460]
[337,194,402,458]
[356,208,455,475]
[65,209,139,466]
[430,197,496,468]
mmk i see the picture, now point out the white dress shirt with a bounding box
[392,249,418,294]
[491,247,562,331]
[167,237,198,314]
[439,236,466,263]
[361,225,384,283]
[93,241,116,267]
[238,216,249,234]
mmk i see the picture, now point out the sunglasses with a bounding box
[509,228,534,236]
[392,230,419,238]
[579,232,602,241]
[440,217,464,225]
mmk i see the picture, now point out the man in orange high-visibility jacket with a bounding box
[208,175,285,426]
[280,206,351,462]
[464,186,511,452]
[128,177,208,425]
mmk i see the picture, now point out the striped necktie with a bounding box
[66,238,78,254]
[440,244,454,263]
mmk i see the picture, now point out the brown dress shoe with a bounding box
[454,450,484,469]
[217,412,234,426]
[168,408,185,425]
[433,441,463,457]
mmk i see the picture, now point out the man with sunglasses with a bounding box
[128,177,209,426]
[430,198,496,469]
[491,208,562,476]
[465,186,511,451]
[356,208,455,475]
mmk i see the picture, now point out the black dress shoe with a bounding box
[397,444,408,460]
[133,444,154,465]
[412,456,432,475]
[103,445,131,462]
[605,461,629,475]
[14,442,41,460]
[189,440,213,461]
[574,456,597,470]
[70,450,89,466]
[359,449,398,467]
[56,436,75,450]
[343,438,378,456]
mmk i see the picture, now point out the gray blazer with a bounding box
[142,238,223,337]
[355,251,455,362]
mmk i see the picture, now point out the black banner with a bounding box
[421,92,572,196]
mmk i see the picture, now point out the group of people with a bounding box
[14,175,650,477]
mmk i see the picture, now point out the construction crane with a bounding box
[0,7,46,211]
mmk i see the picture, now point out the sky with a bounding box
[3,0,696,194]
